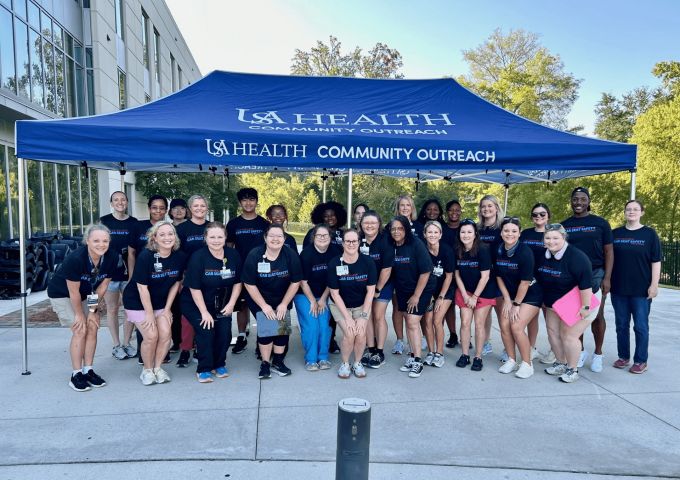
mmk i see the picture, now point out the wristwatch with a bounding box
[512,301,521,307]
[375,288,381,294]
[360,311,369,318]
[581,305,590,310]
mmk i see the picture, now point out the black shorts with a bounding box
[396,289,434,316]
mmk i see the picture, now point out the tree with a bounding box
[594,88,656,143]
[291,36,403,78]
[458,28,581,130]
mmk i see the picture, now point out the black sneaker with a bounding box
[271,360,292,377]
[232,335,247,354]
[455,354,471,368]
[446,335,459,349]
[163,353,172,364]
[258,361,271,379]
[360,349,371,366]
[176,350,190,368]
[329,338,340,354]
[137,355,143,366]
[368,352,385,369]
[84,369,107,388]
[471,357,483,371]
[69,372,91,392]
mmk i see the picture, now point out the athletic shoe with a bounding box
[455,354,471,368]
[258,362,271,379]
[421,337,428,351]
[329,338,341,354]
[123,344,137,358]
[590,354,604,373]
[338,362,351,379]
[432,353,445,368]
[629,362,648,374]
[471,357,483,371]
[545,362,567,376]
[176,350,190,368]
[140,369,156,386]
[360,349,371,367]
[213,366,229,378]
[352,362,367,378]
[232,336,247,354]
[559,368,579,383]
[368,352,385,369]
[136,356,144,366]
[500,349,509,363]
[153,368,171,384]
[399,356,415,372]
[271,360,292,377]
[445,335,459,349]
[423,352,435,366]
[540,350,556,364]
[197,371,213,383]
[305,362,320,372]
[84,369,107,387]
[577,350,589,368]
[162,353,172,364]
[112,345,127,360]
[498,358,517,374]
[482,342,493,356]
[408,361,424,378]
[392,339,405,355]
[530,347,540,361]
[318,360,332,370]
[613,358,631,369]
[515,361,534,379]
[69,372,91,392]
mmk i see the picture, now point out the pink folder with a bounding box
[552,287,601,326]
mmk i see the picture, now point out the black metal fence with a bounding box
[661,241,680,287]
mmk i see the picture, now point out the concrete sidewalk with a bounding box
[1,289,679,479]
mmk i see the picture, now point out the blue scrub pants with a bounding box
[293,294,331,364]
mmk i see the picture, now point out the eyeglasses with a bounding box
[390,226,405,232]
[344,240,359,245]
[545,223,564,231]
[314,233,330,239]
[531,211,548,218]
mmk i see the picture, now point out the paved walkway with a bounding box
[1,289,679,479]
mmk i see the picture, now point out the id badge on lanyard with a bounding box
[220,257,233,279]
[360,240,369,256]
[336,258,349,276]
[258,255,271,274]
[153,253,163,273]
[433,261,444,277]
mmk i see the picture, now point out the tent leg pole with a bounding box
[630,171,636,200]
[120,170,125,192]
[347,169,353,229]
[503,185,509,213]
[322,176,327,203]
[18,157,30,376]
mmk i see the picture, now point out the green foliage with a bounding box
[594,88,655,143]
[458,28,581,129]
[291,36,403,79]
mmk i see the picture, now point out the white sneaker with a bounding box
[432,353,445,368]
[590,354,604,372]
[399,356,415,372]
[352,362,367,378]
[112,345,127,360]
[153,367,171,384]
[391,339,405,355]
[515,362,534,379]
[577,351,589,368]
[140,368,156,386]
[338,362,351,379]
[559,368,579,383]
[539,350,556,364]
[545,362,567,376]
[530,347,540,361]
[423,352,435,366]
[498,358,517,374]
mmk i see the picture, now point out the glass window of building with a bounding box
[141,10,149,70]
[177,65,182,88]
[52,21,62,50]
[26,160,44,233]
[170,53,176,91]
[0,7,16,92]
[42,162,58,232]
[0,145,9,239]
[41,13,51,43]
[7,148,19,238]
[15,0,27,20]
[14,17,30,99]
[117,68,126,110]
[115,0,124,40]
[29,28,43,108]
[57,164,70,235]
[0,0,10,10]
[43,40,55,112]
[65,57,76,116]
[55,48,65,116]
[27,1,39,30]
[153,28,160,93]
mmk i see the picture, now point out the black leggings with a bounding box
[258,335,288,347]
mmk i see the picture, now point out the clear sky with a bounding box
[165,0,678,135]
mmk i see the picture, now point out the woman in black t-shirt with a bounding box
[537,224,597,384]
[495,217,543,379]
[610,200,661,374]
[327,229,377,379]
[444,200,462,349]
[180,222,241,383]
[48,224,117,392]
[266,204,299,252]
[242,224,303,380]
[123,221,186,386]
[388,215,434,378]
[454,219,495,372]
[422,221,455,368]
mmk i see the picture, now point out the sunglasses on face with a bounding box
[531,211,548,218]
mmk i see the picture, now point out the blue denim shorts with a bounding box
[375,281,394,303]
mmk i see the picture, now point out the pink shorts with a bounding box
[125,309,165,324]
[454,290,496,309]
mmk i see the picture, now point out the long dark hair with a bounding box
[457,220,480,258]
[387,215,414,246]
[417,198,445,225]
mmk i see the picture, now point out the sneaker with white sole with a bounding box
[305,362,320,372]
[360,349,371,366]
[498,358,517,374]
[112,345,127,360]
[318,360,332,370]
[352,362,367,378]
[432,353,445,368]
[140,368,156,386]
[577,350,589,368]
[559,368,579,383]
[590,354,604,372]
[515,361,534,379]
[153,367,171,384]
[539,350,556,364]
[399,356,415,372]
[500,349,509,363]
[408,361,424,378]
[338,362,351,379]
[368,352,385,369]
[545,362,567,376]
[391,339,405,355]
[123,344,137,358]
[482,341,493,356]
[530,347,540,361]
[69,372,91,392]
[423,352,435,366]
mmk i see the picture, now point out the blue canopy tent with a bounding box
[14,71,637,373]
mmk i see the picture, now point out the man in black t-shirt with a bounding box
[226,188,270,354]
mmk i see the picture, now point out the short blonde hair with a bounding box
[82,224,111,245]
[423,220,442,234]
[146,221,180,252]
[393,195,417,221]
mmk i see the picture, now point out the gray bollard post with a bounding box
[336,398,371,480]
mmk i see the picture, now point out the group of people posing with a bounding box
[47,186,661,391]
